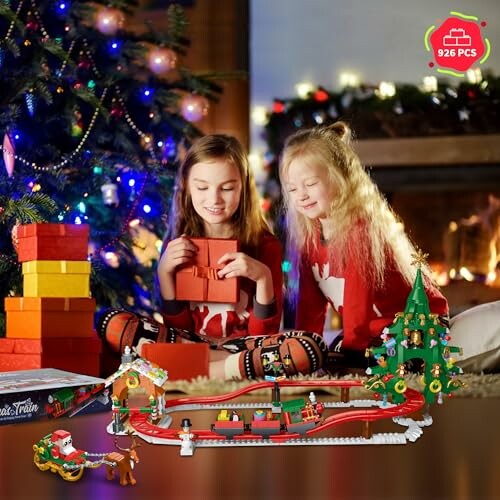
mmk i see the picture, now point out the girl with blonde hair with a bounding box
[280,122,448,356]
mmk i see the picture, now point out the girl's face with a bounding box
[284,157,336,220]
[187,159,242,236]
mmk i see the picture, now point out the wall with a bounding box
[250,0,500,151]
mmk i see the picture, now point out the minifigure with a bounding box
[178,418,195,456]
[50,430,85,462]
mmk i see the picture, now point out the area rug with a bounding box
[164,373,500,398]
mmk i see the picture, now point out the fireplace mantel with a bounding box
[355,134,500,167]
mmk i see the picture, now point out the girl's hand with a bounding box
[217,252,268,282]
[158,235,198,276]
[217,252,274,305]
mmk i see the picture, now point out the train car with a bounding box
[211,396,325,439]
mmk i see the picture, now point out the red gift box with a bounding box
[16,223,89,262]
[175,238,239,303]
[0,336,101,376]
[141,343,209,381]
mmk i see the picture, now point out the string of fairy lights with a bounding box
[0,1,213,272]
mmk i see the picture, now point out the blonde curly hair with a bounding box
[280,122,432,288]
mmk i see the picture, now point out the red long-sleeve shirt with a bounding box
[161,232,283,339]
[295,239,449,350]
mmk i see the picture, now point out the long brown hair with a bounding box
[169,134,270,246]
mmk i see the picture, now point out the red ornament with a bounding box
[78,59,91,70]
[110,106,124,119]
[26,20,39,31]
[314,88,329,102]
[272,100,285,113]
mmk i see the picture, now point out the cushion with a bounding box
[450,301,500,373]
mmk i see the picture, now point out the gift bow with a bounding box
[192,265,219,281]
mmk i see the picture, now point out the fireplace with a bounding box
[357,134,500,315]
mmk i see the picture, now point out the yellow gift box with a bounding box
[22,260,91,297]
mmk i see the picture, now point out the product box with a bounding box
[141,343,209,381]
[22,260,91,297]
[16,223,89,262]
[175,238,239,303]
[5,297,96,338]
[0,368,111,425]
[0,336,101,376]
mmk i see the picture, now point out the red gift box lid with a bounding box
[17,223,89,239]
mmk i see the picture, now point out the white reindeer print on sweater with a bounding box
[190,290,250,337]
[312,262,345,311]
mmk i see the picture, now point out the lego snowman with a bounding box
[178,418,195,456]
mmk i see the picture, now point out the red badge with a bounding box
[425,12,490,76]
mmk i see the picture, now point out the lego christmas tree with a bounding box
[365,251,464,405]
[0,1,221,334]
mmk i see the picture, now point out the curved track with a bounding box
[126,380,426,446]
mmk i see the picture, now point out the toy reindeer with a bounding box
[104,433,141,486]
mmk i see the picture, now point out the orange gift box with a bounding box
[16,223,89,262]
[175,238,239,303]
[0,337,101,376]
[141,343,209,381]
[5,297,96,339]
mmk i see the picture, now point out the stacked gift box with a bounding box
[0,223,101,376]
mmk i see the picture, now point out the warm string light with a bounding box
[58,40,76,75]
[0,88,108,172]
[29,0,50,39]
[3,0,25,39]
[114,87,158,163]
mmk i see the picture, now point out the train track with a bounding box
[115,379,430,451]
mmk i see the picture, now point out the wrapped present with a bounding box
[16,223,89,262]
[175,238,239,303]
[141,343,209,381]
[22,260,91,297]
[0,336,101,376]
[5,297,96,339]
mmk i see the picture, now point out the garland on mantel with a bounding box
[264,72,500,156]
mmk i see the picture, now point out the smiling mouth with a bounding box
[301,202,317,210]
[205,207,224,214]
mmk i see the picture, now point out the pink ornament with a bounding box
[148,47,177,75]
[3,132,15,177]
[180,94,209,122]
[96,7,124,36]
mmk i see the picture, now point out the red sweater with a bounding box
[161,232,283,339]
[295,240,449,350]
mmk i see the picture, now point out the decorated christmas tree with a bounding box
[365,251,464,405]
[0,1,221,335]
